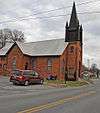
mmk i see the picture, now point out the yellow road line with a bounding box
[17,91,95,113]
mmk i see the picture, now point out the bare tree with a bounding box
[0,29,7,48]
[91,63,97,71]
[0,28,25,48]
[12,29,24,42]
[91,63,98,77]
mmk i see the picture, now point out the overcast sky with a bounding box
[0,0,100,68]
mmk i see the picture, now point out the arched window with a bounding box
[32,59,36,69]
[69,46,74,53]
[3,64,7,70]
[0,64,2,68]
[61,59,65,74]
[47,59,52,71]
[25,62,28,70]
[12,58,16,70]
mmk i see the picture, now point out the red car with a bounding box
[10,70,44,85]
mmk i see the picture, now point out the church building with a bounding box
[0,2,83,81]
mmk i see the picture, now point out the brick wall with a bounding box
[0,41,82,80]
[66,41,82,80]
[5,44,60,79]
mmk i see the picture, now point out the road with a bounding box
[0,76,100,113]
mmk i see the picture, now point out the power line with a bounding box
[15,0,100,18]
[31,0,100,15]
[0,11,100,24]
[0,0,99,21]
[0,0,42,14]
[0,0,100,24]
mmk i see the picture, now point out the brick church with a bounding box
[0,2,83,81]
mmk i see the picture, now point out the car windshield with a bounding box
[23,71,39,76]
[23,71,33,75]
[12,70,21,76]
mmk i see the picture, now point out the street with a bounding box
[0,76,100,113]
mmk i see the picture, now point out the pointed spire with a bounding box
[65,21,68,28]
[65,21,69,42]
[80,24,83,46]
[69,2,79,28]
[80,25,83,31]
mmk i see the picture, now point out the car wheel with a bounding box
[13,82,16,85]
[24,81,29,86]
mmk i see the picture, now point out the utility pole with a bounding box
[87,59,90,70]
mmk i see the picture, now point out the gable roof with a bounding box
[0,43,14,56]
[0,39,68,56]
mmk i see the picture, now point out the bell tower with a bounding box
[65,2,82,44]
[65,2,83,80]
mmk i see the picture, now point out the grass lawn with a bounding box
[44,79,90,88]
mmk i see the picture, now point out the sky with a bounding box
[0,0,100,68]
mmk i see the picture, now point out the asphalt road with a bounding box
[0,76,100,113]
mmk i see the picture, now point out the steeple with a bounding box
[80,25,83,46]
[69,2,79,28]
[65,21,69,42]
[65,21,68,28]
[65,2,83,43]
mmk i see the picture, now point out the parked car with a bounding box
[10,69,44,85]
[46,74,57,80]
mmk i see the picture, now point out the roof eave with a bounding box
[23,53,60,57]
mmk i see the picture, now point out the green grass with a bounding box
[45,80,65,84]
[65,81,88,87]
[44,79,89,87]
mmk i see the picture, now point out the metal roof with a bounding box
[0,39,68,56]
[0,43,14,56]
[17,39,68,56]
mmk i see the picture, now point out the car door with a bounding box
[28,71,35,83]
[35,72,41,83]
[31,71,40,83]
